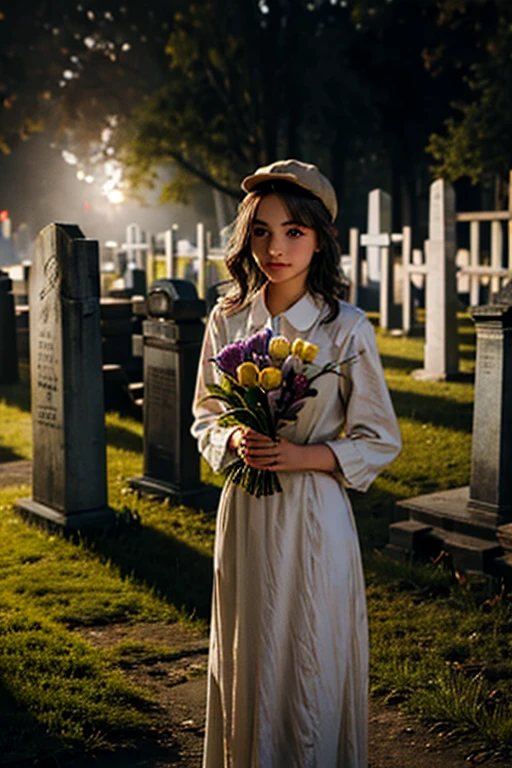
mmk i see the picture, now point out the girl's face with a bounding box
[250,194,318,292]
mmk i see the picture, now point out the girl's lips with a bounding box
[267,263,290,268]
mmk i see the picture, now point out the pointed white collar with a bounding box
[247,285,323,333]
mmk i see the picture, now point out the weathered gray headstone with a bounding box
[413,179,459,381]
[0,270,18,384]
[130,278,220,510]
[17,223,114,530]
[469,295,512,520]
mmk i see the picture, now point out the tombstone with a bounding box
[16,223,114,530]
[124,264,147,296]
[164,226,178,279]
[0,235,17,267]
[366,189,391,284]
[196,222,207,299]
[456,248,470,301]
[129,278,220,510]
[15,223,33,262]
[125,223,149,271]
[114,250,127,277]
[388,280,512,582]
[347,228,361,306]
[469,283,512,521]
[412,180,459,381]
[0,270,18,384]
[8,262,31,306]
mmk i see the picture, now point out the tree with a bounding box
[0,2,184,159]
[427,0,512,205]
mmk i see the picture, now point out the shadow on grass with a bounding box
[0,383,31,412]
[84,517,214,623]
[105,423,143,454]
[0,681,59,764]
[0,446,25,464]
[380,354,423,372]
[351,483,403,552]
[389,387,473,433]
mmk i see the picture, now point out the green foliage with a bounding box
[0,608,150,759]
[428,0,512,188]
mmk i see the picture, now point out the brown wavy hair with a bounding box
[221,180,349,324]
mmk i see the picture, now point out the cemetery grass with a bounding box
[0,311,511,761]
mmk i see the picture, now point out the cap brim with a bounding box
[241,172,312,195]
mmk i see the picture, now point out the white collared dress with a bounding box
[191,288,401,768]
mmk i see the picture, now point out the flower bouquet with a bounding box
[201,328,361,498]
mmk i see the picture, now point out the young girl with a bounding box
[191,159,401,768]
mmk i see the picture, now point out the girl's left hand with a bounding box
[239,429,303,472]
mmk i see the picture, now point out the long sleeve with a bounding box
[190,304,240,473]
[325,315,401,492]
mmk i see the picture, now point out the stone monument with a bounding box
[413,179,459,381]
[0,269,18,384]
[129,278,220,510]
[388,279,512,582]
[17,223,114,530]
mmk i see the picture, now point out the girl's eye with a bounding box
[252,227,267,237]
[287,228,304,238]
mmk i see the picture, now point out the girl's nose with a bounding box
[267,235,283,256]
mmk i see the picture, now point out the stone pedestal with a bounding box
[17,223,114,531]
[129,279,220,510]
[389,281,512,582]
[0,270,18,384]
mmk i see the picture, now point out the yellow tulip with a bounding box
[269,336,291,362]
[237,361,260,388]
[301,342,319,364]
[259,366,282,391]
[291,338,305,358]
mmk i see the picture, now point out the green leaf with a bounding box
[217,409,262,431]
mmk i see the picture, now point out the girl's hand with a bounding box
[238,429,303,472]
[237,428,338,474]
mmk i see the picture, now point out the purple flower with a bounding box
[281,355,303,379]
[245,328,272,357]
[254,353,271,370]
[292,373,309,399]
[213,341,246,377]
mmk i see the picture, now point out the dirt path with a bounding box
[62,623,507,768]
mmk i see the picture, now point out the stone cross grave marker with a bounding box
[124,223,149,271]
[366,188,391,284]
[360,228,404,330]
[413,179,459,381]
[17,223,114,530]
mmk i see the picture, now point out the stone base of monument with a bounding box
[129,476,221,511]
[16,498,116,532]
[387,486,512,582]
